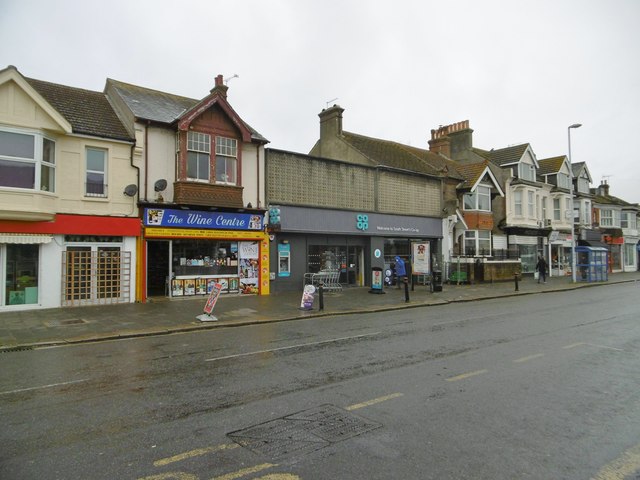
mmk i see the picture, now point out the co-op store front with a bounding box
[268,205,442,292]
[141,207,270,301]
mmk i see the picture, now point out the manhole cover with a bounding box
[227,404,381,459]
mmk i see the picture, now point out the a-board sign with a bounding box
[203,283,223,314]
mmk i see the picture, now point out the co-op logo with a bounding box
[356,214,369,231]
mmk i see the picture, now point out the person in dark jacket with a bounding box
[394,256,407,288]
[536,255,548,283]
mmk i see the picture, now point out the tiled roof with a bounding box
[537,156,565,176]
[486,143,529,166]
[25,77,133,142]
[592,193,637,208]
[455,160,502,190]
[341,131,464,179]
[106,79,268,143]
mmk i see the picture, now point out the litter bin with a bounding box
[432,270,443,292]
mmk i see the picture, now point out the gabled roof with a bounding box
[485,143,531,167]
[25,76,133,142]
[592,192,638,208]
[105,78,268,143]
[341,131,464,179]
[572,161,592,182]
[455,160,505,196]
[537,156,567,177]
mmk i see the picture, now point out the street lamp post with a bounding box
[568,123,582,283]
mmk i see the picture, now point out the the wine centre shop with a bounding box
[142,207,269,301]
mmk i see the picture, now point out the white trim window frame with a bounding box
[463,185,491,212]
[464,230,491,256]
[624,243,636,267]
[557,172,571,189]
[215,136,238,185]
[85,147,108,197]
[514,190,523,216]
[600,209,619,227]
[553,197,562,221]
[527,191,535,218]
[0,127,56,192]
[541,197,547,221]
[518,163,536,181]
[187,131,211,182]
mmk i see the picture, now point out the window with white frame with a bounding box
[518,163,536,181]
[600,209,619,227]
[553,198,561,220]
[187,131,211,181]
[577,174,589,193]
[514,190,523,216]
[541,197,547,220]
[528,191,534,217]
[557,172,571,189]
[463,185,491,211]
[621,212,636,229]
[583,200,591,225]
[464,230,491,256]
[215,136,237,184]
[0,128,56,192]
[624,243,635,267]
[85,147,107,197]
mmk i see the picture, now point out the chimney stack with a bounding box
[429,120,473,160]
[210,74,228,98]
[598,180,610,197]
[319,104,345,141]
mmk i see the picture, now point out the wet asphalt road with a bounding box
[1,282,639,480]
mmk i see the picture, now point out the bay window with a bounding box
[514,191,523,216]
[518,163,536,181]
[464,230,491,256]
[0,128,56,192]
[554,198,561,221]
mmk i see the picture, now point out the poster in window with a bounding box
[218,278,229,293]
[196,278,207,295]
[171,279,184,297]
[412,242,430,275]
[184,279,196,296]
[228,277,239,293]
[239,241,259,293]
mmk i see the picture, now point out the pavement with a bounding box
[1,272,639,351]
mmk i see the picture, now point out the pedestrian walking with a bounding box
[536,255,548,283]
[394,256,407,288]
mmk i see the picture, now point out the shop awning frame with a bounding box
[0,233,53,244]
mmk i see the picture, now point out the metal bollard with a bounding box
[514,271,519,292]
[404,277,410,302]
[318,283,324,311]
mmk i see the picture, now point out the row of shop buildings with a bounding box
[1,65,638,310]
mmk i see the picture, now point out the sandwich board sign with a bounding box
[197,282,223,322]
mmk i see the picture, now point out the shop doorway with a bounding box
[147,241,170,297]
[347,246,364,286]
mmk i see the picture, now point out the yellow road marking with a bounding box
[591,443,640,480]
[513,353,544,363]
[254,475,300,480]
[563,342,586,349]
[345,393,404,411]
[154,443,239,467]
[446,369,488,382]
[138,472,198,479]
[211,463,277,480]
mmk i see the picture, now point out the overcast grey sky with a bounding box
[2,0,639,203]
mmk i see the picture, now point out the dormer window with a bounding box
[557,172,571,189]
[518,163,536,181]
[463,185,491,211]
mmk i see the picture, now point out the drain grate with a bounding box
[227,404,381,459]
[45,318,88,327]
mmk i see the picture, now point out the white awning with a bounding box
[0,233,53,244]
